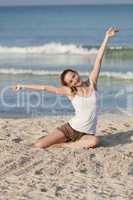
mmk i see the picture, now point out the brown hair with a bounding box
[60,69,78,96]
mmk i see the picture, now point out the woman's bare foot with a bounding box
[48,135,99,149]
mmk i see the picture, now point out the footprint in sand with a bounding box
[108,127,118,131]
[101,129,112,134]
[42,129,47,133]
[12,137,23,143]
[101,129,108,132]
[124,123,130,127]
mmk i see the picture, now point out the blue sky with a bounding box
[0,0,132,6]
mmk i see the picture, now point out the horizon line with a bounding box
[0,3,133,7]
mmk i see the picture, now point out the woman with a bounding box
[12,27,119,149]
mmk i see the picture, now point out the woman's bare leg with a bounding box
[33,129,67,149]
[50,135,100,149]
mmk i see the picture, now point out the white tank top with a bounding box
[68,80,100,134]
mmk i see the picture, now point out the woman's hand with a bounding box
[106,27,119,38]
[12,84,23,92]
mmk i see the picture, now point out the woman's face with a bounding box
[64,71,82,87]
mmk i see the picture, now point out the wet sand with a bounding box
[0,113,133,200]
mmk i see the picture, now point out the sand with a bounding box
[0,113,133,200]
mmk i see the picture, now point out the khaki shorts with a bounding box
[57,122,87,142]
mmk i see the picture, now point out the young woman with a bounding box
[12,27,119,149]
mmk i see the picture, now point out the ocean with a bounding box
[0,4,132,118]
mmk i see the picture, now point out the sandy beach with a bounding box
[0,113,133,200]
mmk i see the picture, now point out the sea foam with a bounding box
[0,43,98,55]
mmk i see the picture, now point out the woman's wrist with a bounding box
[17,84,46,91]
[104,34,109,43]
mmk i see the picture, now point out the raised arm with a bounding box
[12,84,71,96]
[89,27,119,87]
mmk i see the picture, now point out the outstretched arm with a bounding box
[12,84,71,96]
[89,27,119,87]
